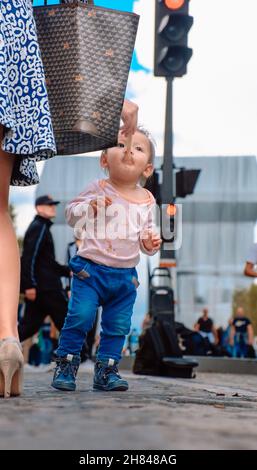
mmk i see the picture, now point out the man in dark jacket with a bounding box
[19,195,70,342]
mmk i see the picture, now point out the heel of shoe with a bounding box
[0,340,24,398]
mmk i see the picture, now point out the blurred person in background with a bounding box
[194,307,218,345]
[19,195,70,343]
[229,307,255,358]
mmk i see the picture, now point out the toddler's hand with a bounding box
[25,288,37,302]
[142,231,162,252]
[89,196,112,216]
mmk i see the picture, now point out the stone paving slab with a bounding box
[0,367,257,450]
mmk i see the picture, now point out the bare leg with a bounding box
[0,125,20,340]
[22,338,32,364]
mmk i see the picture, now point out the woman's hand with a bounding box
[120,99,139,137]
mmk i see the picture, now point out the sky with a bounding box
[11,0,257,235]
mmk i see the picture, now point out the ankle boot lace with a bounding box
[56,358,79,377]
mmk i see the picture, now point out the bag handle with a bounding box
[41,1,94,5]
[60,1,94,4]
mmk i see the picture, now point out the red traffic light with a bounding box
[166,203,177,216]
[164,0,185,9]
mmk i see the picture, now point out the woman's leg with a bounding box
[0,125,20,339]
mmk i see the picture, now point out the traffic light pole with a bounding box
[162,78,174,204]
[161,78,176,264]
[160,77,176,318]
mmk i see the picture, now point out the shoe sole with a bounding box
[93,383,128,392]
[51,382,76,391]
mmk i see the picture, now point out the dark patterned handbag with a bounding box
[33,0,139,155]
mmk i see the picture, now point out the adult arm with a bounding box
[244,243,257,277]
[247,324,254,346]
[22,223,47,300]
[244,262,257,278]
[229,325,236,346]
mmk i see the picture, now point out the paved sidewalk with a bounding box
[1,367,257,450]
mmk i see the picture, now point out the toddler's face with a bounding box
[101,131,153,183]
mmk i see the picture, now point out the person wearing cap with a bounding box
[18,195,70,343]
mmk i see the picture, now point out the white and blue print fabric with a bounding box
[0,0,56,186]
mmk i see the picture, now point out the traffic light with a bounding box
[175,168,201,198]
[154,0,193,78]
[162,203,177,243]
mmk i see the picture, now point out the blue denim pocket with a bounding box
[69,255,91,279]
[130,268,140,289]
[131,276,140,289]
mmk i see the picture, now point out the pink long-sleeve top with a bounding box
[65,179,158,268]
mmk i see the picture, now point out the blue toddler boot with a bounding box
[93,358,128,391]
[51,354,80,391]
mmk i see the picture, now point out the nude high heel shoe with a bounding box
[0,338,24,398]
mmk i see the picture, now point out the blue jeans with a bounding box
[232,333,248,358]
[56,256,138,362]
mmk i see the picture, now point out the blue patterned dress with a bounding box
[0,0,56,186]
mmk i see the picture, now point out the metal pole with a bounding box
[160,77,176,313]
[160,77,176,263]
[162,78,174,204]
